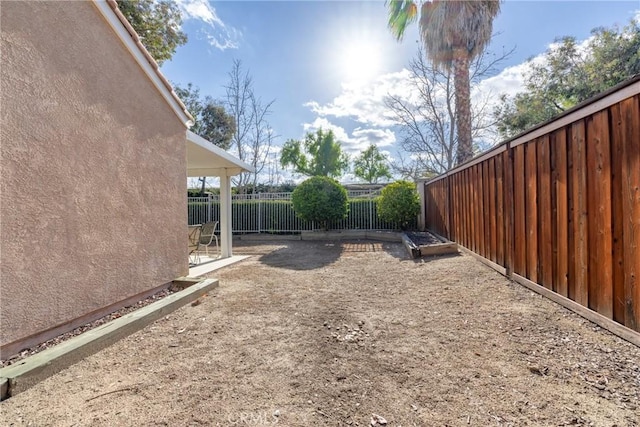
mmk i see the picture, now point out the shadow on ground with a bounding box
[258,242,343,270]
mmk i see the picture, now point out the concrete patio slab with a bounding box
[188,255,251,277]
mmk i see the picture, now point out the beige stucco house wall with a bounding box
[1,1,191,357]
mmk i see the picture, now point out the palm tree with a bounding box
[388,0,501,165]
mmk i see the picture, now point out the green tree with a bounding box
[377,181,420,230]
[292,177,349,230]
[354,144,392,184]
[118,0,188,65]
[495,20,640,138]
[387,0,501,165]
[280,129,349,178]
[175,83,236,150]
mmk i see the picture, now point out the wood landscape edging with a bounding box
[0,278,218,401]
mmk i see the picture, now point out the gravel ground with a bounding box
[2,240,639,426]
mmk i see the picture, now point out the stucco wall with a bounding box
[1,2,188,355]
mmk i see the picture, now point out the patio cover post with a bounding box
[219,172,232,257]
[186,130,253,259]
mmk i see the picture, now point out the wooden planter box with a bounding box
[402,231,459,259]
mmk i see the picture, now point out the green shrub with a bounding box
[292,176,348,230]
[377,181,420,230]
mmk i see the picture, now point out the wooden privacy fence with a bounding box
[422,76,640,336]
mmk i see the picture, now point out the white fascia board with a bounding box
[187,167,245,177]
[187,131,255,174]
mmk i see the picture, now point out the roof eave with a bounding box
[187,131,255,177]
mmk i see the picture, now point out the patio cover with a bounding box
[187,131,253,177]
[186,130,254,258]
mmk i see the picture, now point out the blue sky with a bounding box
[161,0,640,183]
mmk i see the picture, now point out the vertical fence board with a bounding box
[450,176,455,240]
[489,157,498,263]
[458,174,464,245]
[444,179,449,237]
[571,120,589,306]
[482,161,489,259]
[553,129,569,297]
[465,170,472,250]
[514,145,526,277]
[435,184,440,232]
[567,126,576,300]
[482,161,488,260]
[503,150,513,274]
[496,154,505,267]
[458,173,464,247]
[525,142,539,283]
[430,184,436,233]
[482,163,490,259]
[458,174,463,244]
[452,174,458,242]
[586,111,613,318]
[484,161,489,260]
[473,166,481,254]
[620,96,640,331]
[452,174,459,243]
[432,183,437,232]
[440,180,446,236]
[470,167,476,252]
[538,136,553,289]
[465,170,471,250]
[550,132,559,292]
[482,161,489,260]
[468,169,474,250]
[446,176,452,239]
[610,103,626,325]
[474,163,487,256]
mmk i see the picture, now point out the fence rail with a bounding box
[422,76,640,334]
[188,190,405,232]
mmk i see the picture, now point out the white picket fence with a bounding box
[187,190,402,232]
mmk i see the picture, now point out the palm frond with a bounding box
[387,0,419,41]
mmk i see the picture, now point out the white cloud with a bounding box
[302,118,396,154]
[352,128,396,148]
[175,0,241,50]
[305,70,415,128]
[475,62,527,102]
[178,0,223,26]
[303,117,351,142]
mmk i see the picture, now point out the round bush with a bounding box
[292,176,348,230]
[377,180,420,229]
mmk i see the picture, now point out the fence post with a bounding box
[369,189,374,230]
[446,173,452,240]
[258,193,262,233]
[207,193,212,223]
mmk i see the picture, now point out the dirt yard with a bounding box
[2,240,639,426]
